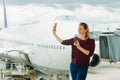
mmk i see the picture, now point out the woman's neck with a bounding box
[81,35,86,40]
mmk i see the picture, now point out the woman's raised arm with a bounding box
[52,23,63,43]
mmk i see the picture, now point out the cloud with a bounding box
[74,4,120,24]
[0,3,120,28]
[0,5,57,27]
[0,0,120,10]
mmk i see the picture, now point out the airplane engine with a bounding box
[90,54,100,68]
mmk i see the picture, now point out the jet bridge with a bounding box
[99,30,120,62]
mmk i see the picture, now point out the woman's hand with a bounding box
[74,40,81,49]
[74,40,90,55]
[52,23,57,34]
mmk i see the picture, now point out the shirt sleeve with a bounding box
[88,39,95,57]
[61,38,74,45]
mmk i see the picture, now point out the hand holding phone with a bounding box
[53,23,57,34]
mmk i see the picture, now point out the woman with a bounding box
[52,23,95,80]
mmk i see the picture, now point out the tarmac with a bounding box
[0,56,120,80]
[87,61,120,80]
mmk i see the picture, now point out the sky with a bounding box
[1,0,119,10]
[0,0,120,28]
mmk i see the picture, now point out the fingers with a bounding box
[74,40,81,47]
[53,26,56,32]
[74,40,79,45]
[74,40,79,44]
[74,40,81,49]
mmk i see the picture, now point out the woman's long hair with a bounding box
[80,23,90,40]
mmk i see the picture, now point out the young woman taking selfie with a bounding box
[52,22,95,80]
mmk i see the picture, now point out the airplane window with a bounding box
[45,45,47,48]
[56,45,58,49]
[45,45,46,48]
[28,43,30,46]
[46,45,47,48]
[37,44,40,47]
[31,43,34,46]
[25,43,27,45]
[39,44,41,47]
[48,45,50,49]
[63,46,65,50]
[53,45,56,49]
[48,45,50,48]
[50,45,52,49]
[60,46,62,50]
[54,15,78,22]
[37,44,39,47]
[43,45,45,48]
[51,45,53,49]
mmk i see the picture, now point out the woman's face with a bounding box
[78,25,87,35]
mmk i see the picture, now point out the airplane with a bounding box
[0,8,102,79]
[0,1,119,80]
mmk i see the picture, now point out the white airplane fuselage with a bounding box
[0,10,101,74]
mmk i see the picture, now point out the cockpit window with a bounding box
[54,15,78,22]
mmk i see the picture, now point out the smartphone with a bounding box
[54,23,57,28]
